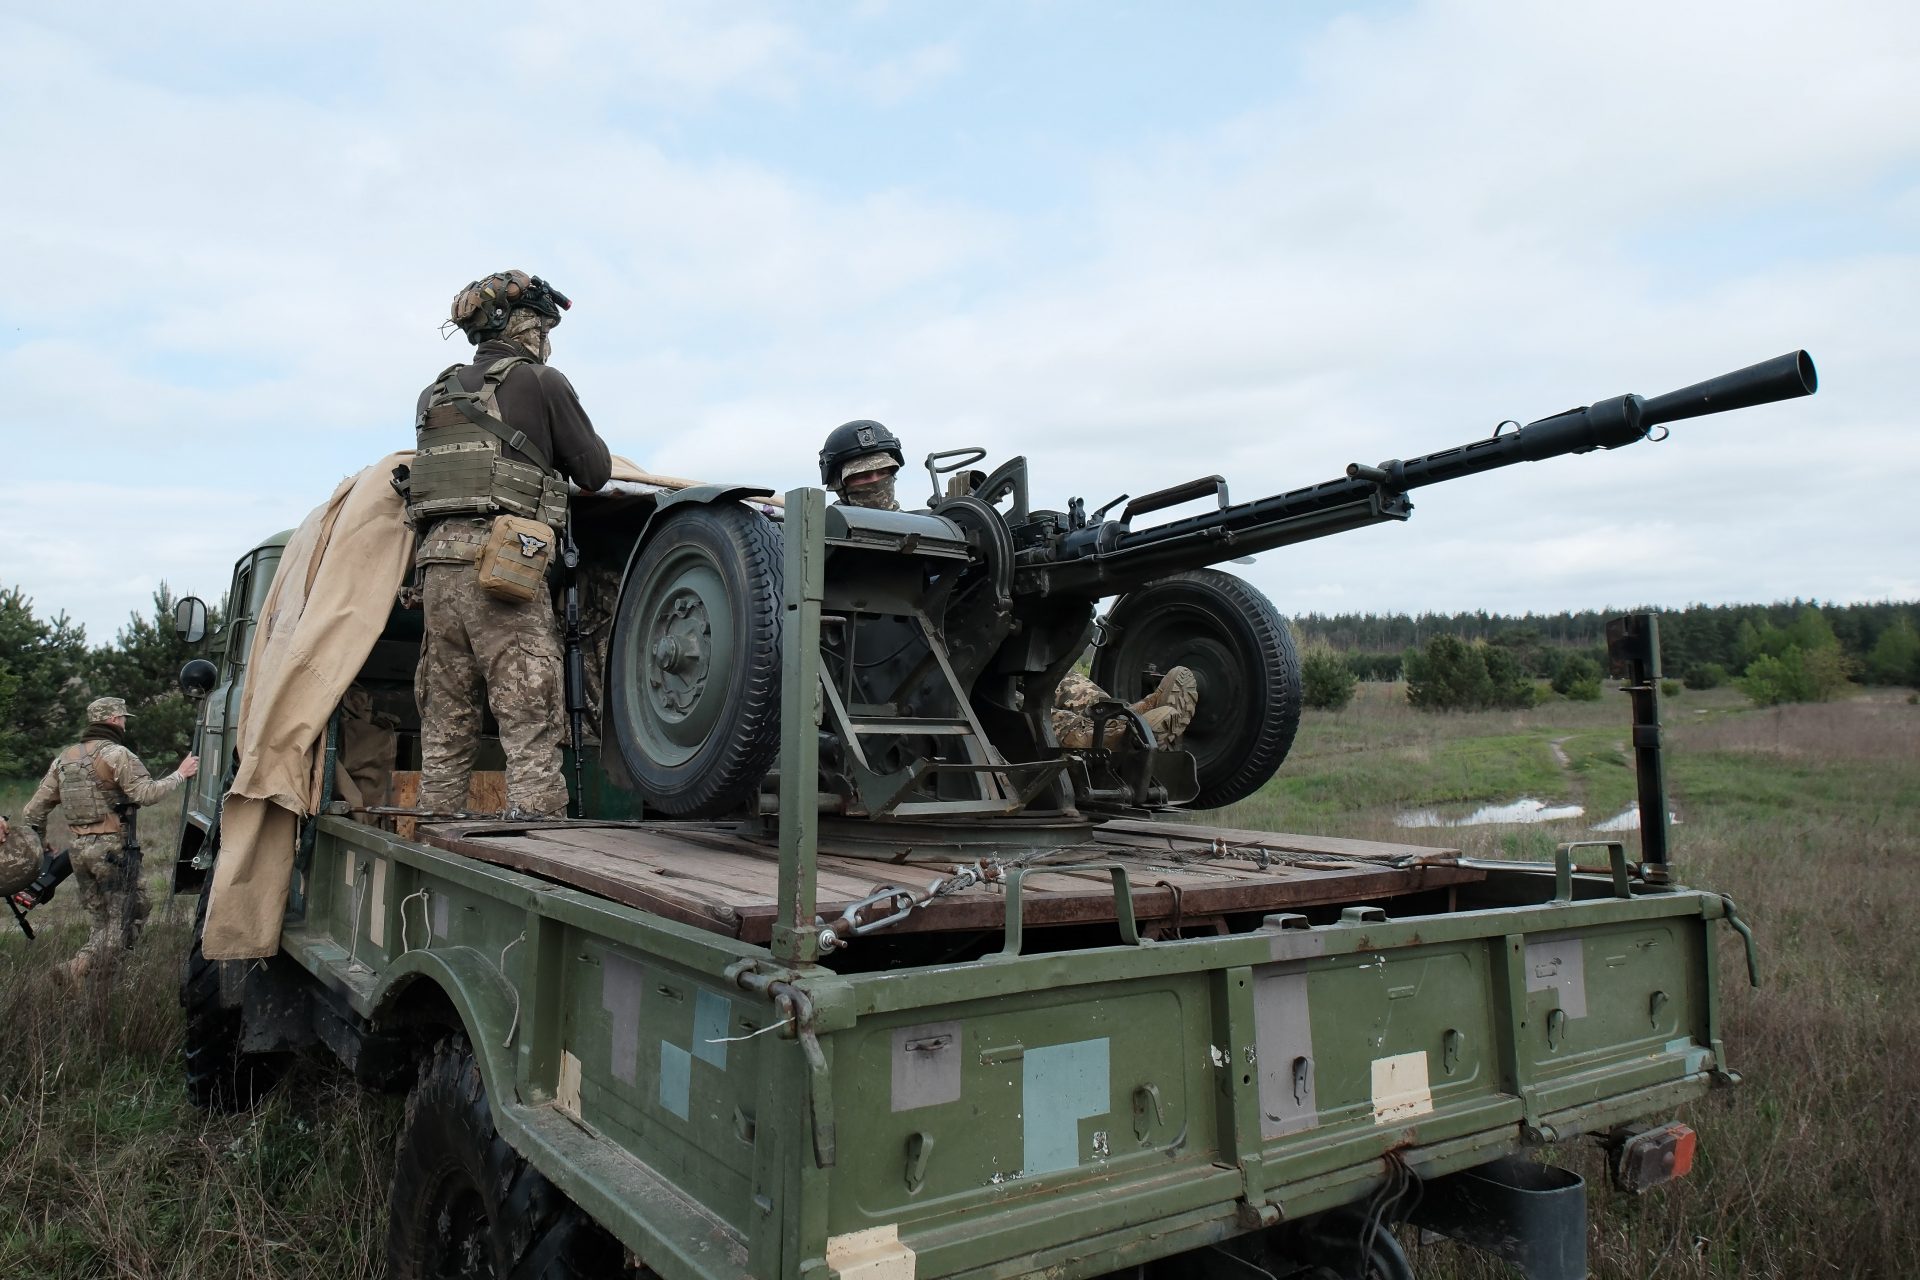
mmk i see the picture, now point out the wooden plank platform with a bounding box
[414,817,1478,944]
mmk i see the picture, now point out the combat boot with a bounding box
[1132,666,1199,747]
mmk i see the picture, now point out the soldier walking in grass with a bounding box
[408,271,612,820]
[20,696,199,979]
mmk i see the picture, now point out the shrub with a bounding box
[1405,635,1533,712]
[1551,653,1603,700]
[1660,679,1683,698]
[1739,645,1852,707]
[1683,662,1728,691]
[1300,646,1357,711]
[1866,617,1920,687]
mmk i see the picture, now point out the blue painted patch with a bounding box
[694,989,731,1069]
[659,1041,692,1120]
[1022,1038,1110,1175]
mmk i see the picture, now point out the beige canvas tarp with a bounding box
[201,453,714,960]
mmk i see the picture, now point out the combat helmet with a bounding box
[819,420,904,487]
[449,271,572,343]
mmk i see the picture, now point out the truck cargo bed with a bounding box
[413,815,1481,943]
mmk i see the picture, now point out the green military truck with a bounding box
[170,353,1812,1280]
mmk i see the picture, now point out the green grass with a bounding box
[4,685,1918,1278]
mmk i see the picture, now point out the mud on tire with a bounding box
[181,876,288,1112]
[387,1036,629,1280]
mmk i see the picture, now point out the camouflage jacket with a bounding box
[22,735,184,837]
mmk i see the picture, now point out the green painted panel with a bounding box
[826,979,1217,1236]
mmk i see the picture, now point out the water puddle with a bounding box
[1395,798,1585,829]
[1590,806,1682,832]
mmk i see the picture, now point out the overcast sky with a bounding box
[4,1,1915,644]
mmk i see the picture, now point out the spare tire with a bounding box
[1091,568,1301,809]
[608,502,783,817]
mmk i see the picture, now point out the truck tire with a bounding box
[182,876,288,1112]
[387,1037,628,1280]
[1090,568,1302,809]
[608,502,783,817]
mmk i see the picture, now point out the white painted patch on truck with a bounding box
[1023,1038,1110,1174]
[368,858,388,947]
[1525,934,1588,1019]
[826,1224,917,1280]
[1371,1051,1434,1124]
[431,892,449,939]
[892,1021,963,1112]
[601,953,645,1084]
[1252,965,1318,1138]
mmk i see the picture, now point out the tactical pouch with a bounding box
[476,515,555,604]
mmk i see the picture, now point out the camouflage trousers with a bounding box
[1052,666,1200,750]
[416,562,569,817]
[65,831,150,979]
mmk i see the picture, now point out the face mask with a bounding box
[839,470,900,511]
[501,309,554,362]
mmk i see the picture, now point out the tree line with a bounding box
[0,584,218,779]
[1293,599,1920,712]
[1295,600,1920,689]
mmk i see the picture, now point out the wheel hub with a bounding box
[646,589,711,714]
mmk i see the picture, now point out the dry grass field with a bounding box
[2,683,1915,1278]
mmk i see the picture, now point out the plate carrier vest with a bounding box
[55,741,123,832]
[408,356,570,530]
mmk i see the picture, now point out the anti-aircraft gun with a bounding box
[603,351,1817,823]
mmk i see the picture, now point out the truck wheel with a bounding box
[1090,568,1302,809]
[182,876,288,1112]
[609,502,783,817]
[388,1037,628,1280]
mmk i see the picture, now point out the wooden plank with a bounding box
[421,829,742,935]
[412,815,1483,947]
[1102,816,1461,862]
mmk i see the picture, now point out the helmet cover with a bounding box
[450,271,572,343]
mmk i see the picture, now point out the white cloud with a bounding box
[3,0,1917,639]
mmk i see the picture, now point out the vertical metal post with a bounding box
[773,488,824,965]
[1605,613,1671,887]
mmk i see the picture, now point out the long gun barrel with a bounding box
[1032,351,1817,597]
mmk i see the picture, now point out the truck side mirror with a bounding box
[179,658,218,701]
[174,596,209,645]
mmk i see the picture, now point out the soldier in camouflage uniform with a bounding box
[1052,667,1201,750]
[819,419,904,511]
[410,271,612,819]
[21,696,199,979]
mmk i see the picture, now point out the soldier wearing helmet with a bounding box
[408,270,613,819]
[20,696,200,979]
[814,420,1201,746]
[819,419,904,512]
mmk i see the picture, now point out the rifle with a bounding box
[109,803,143,951]
[560,523,589,818]
[8,848,74,941]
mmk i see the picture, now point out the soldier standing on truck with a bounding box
[816,420,1202,749]
[407,271,613,820]
[20,696,199,979]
